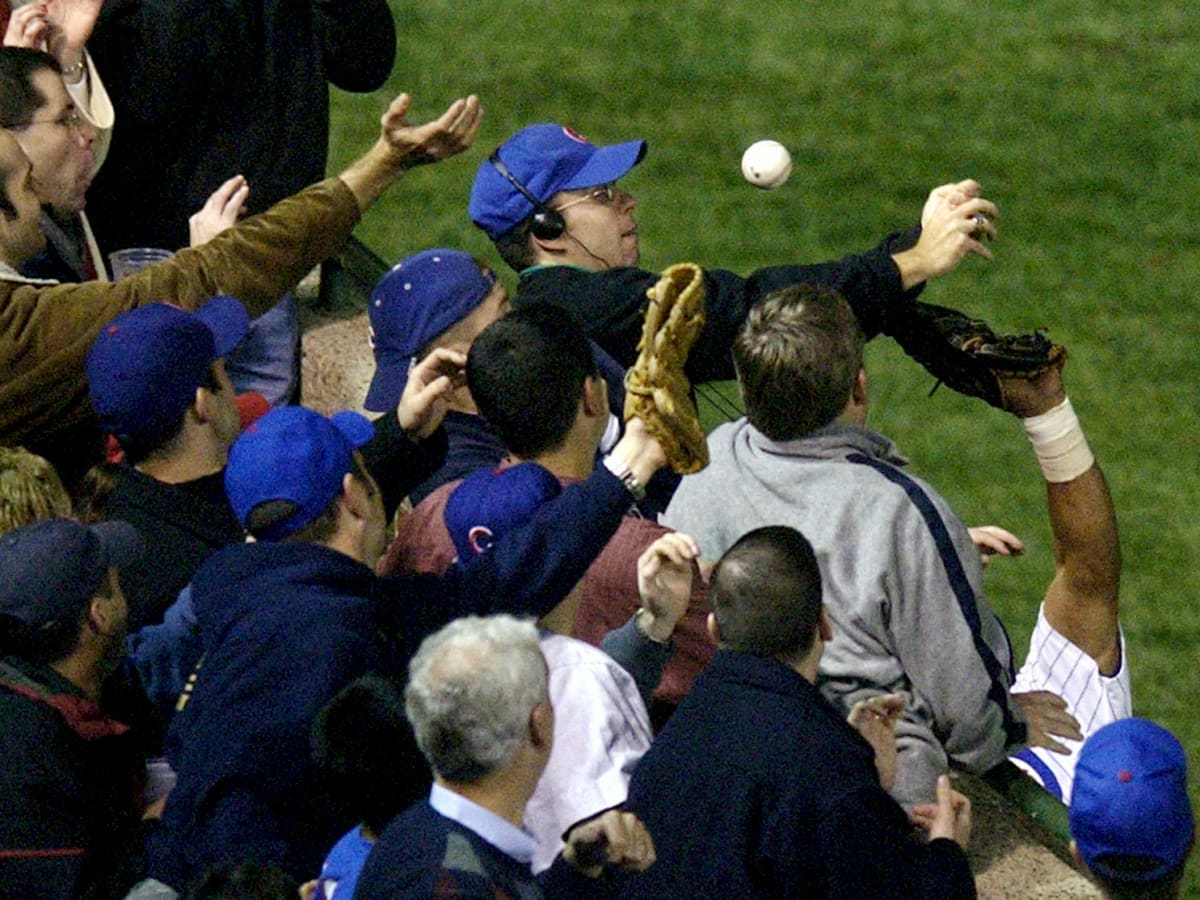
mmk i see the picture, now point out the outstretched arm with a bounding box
[999,364,1121,675]
[339,93,483,212]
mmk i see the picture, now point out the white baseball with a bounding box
[741,140,793,190]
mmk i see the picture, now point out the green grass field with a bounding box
[330,2,1200,890]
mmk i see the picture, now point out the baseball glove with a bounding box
[624,262,709,474]
[890,302,1067,410]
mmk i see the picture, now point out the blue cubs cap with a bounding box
[225,406,375,541]
[469,124,647,240]
[365,249,497,413]
[1070,718,1194,884]
[87,296,249,446]
[444,463,562,562]
[0,518,142,628]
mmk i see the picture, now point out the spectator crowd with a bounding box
[0,3,1192,898]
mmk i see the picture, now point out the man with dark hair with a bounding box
[469,122,997,389]
[0,89,481,485]
[665,284,1086,806]
[0,517,149,898]
[465,303,599,459]
[1068,718,1194,899]
[621,525,976,898]
[703,526,825,657]
[85,297,247,629]
[145,393,668,889]
[380,306,712,710]
[0,46,103,282]
[355,615,657,899]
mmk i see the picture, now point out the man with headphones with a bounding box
[468,123,998,389]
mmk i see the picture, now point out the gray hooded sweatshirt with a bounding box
[664,419,1025,805]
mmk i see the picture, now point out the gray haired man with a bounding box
[354,614,657,899]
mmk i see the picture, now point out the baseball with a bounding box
[741,140,793,190]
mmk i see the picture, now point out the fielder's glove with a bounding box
[624,263,709,473]
[891,302,1067,410]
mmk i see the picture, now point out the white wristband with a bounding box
[1022,397,1094,483]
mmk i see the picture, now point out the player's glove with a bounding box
[891,302,1067,410]
[624,263,709,474]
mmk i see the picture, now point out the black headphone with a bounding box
[488,151,566,240]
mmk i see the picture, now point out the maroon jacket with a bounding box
[379,473,713,706]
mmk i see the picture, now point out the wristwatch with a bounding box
[602,453,646,501]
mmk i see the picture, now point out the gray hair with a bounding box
[405,614,547,783]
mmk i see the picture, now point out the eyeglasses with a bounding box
[552,183,621,212]
[16,107,84,134]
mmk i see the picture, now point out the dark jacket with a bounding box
[0,657,145,899]
[355,801,607,899]
[146,465,635,888]
[86,0,395,254]
[622,651,975,899]
[513,227,921,385]
[104,467,242,632]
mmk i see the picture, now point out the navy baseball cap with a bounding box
[365,249,497,413]
[0,518,142,628]
[469,124,647,240]
[225,406,375,541]
[444,463,562,562]
[87,296,250,446]
[1070,718,1194,884]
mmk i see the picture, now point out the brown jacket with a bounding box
[0,177,359,449]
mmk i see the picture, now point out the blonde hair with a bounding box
[0,447,72,535]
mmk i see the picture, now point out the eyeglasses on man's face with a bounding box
[553,183,623,212]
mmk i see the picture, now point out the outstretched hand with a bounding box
[188,176,250,247]
[895,179,998,289]
[920,179,984,225]
[396,347,467,440]
[380,93,483,171]
[339,92,484,213]
[1012,689,1082,754]
[636,531,701,641]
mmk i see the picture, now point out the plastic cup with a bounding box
[108,247,174,280]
